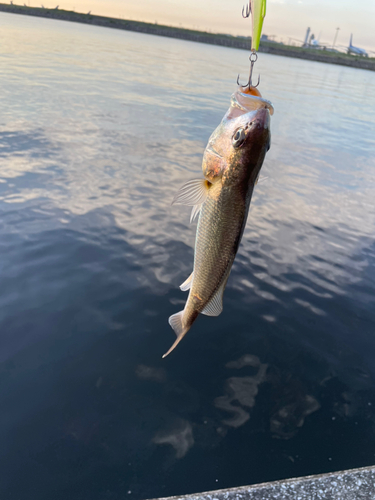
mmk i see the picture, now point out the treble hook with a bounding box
[237,52,260,89]
[242,1,251,18]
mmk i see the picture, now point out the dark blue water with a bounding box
[1,12,375,500]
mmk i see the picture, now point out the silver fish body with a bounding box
[164,89,273,357]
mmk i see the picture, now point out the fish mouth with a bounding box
[235,90,274,116]
[226,89,274,122]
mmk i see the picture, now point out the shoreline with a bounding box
[1,4,375,72]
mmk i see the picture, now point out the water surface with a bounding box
[1,12,375,500]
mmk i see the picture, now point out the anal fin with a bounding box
[180,272,193,292]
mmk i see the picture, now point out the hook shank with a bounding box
[237,51,260,89]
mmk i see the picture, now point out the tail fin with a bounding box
[163,311,189,358]
[349,33,353,47]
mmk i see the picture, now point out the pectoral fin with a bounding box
[172,179,211,214]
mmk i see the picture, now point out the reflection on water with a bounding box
[153,419,194,459]
[136,364,167,383]
[1,11,375,500]
[270,394,320,440]
[214,355,268,428]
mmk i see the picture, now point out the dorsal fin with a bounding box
[201,269,231,317]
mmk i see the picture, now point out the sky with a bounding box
[27,0,375,52]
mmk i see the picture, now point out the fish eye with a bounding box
[232,128,246,148]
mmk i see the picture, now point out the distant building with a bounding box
[303,27,311,47]
[260,34,278,43]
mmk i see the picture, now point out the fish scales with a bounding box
[191,184,248,310]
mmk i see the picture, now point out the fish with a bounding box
[163,87,274,358]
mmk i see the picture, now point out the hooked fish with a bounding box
[164,87,273,358]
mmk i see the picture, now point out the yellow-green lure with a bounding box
[248,0,267,51]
